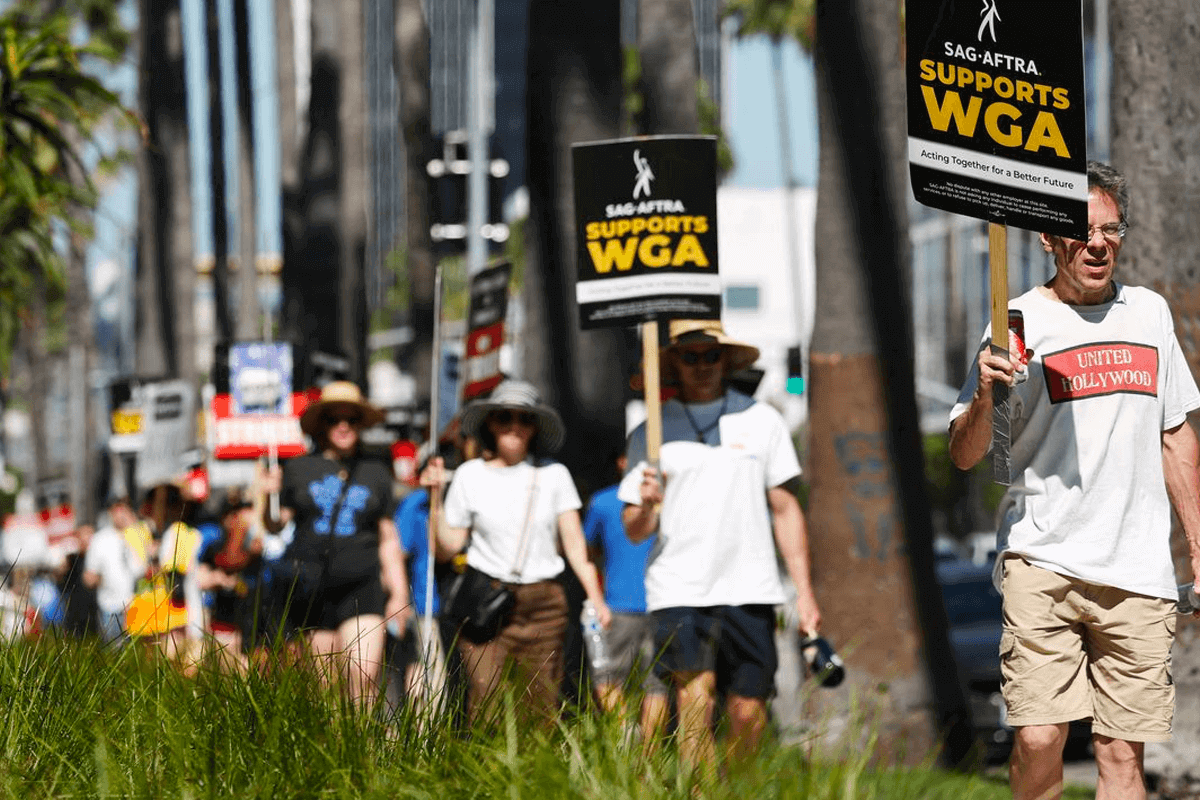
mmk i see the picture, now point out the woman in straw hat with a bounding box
[261,381,411,703]
[423,379,611,721]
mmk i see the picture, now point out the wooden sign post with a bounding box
[641,321,663,466]
[988,222,1012,482]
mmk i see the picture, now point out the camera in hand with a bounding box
[801,634,845,688]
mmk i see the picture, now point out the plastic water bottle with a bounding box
[1178,584,1200,615]
[581,600,609,673]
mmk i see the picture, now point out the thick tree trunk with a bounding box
[333,0,369,385]
[282,4,345,382]
[1111,1,1200,789]
[136,0,196,387]
[26,268,50,491]
[234,0,260,341]
[395,0,436,417]
[67,230,97,522]
[805,0,972,767]
[637,0,699,134]
[524,1,627,500]
[274,0,308,360]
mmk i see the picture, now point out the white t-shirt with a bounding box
[950,284,1200,600]
[619,389,801,611]
[84,525,144,615]
[444,458,582,583]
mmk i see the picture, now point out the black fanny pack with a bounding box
[442,564,516,644]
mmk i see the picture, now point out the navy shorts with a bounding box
[265,568,387,639]
[652,604,779,699]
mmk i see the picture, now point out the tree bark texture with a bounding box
[332,0,369,386]
[805,0,972,767]
[637,0,700,134]
[67,230,97,521]
[233,0,261,341]
[395,0,436,417]
[283,1,363,384]
[1111,0,1200,788]
[136,0,196,388]
[524,0,629,500]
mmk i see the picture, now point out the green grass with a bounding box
[0,635,1094,799]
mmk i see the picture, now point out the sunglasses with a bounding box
[490,409,537,427]
[322,411,362,427]
[677,348,723,366]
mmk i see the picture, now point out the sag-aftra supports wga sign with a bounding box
[572,136,721,330]
[906,0,1089,239]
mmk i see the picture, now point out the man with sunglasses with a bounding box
[949,161,1200,800]
[620,319,822,769]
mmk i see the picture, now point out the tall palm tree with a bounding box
[136,0,197,388]
[394,0,436,419]
[523,0,627,500]
[232,0,261,341]
[332,0,369,384]
[1110,0,1200,784]
[804,0,972,765]
[636,0,700,134]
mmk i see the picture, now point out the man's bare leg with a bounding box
[725,694,768,764]
[1010,723,1068,800]
[1093,735,1145,800]
[675,669,717,769]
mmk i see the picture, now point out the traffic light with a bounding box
[786,346,805,394]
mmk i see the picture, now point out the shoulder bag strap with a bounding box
[507,466,541,582]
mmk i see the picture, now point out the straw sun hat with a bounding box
[659,319,760,385]
[459,379,566,455]
[299,381,385,437]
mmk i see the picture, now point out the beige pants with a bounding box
[1000,554,1176,742]
[458,579,567,723]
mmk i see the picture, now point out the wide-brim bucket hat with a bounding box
[659,319,760,385]
[459,379,566,455]
[300,381,385,437]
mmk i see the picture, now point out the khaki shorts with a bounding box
[1000,554,1177,742]
[593,611,667,696]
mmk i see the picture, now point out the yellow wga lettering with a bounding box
[584,216,711,274]
[918,59,1071,158]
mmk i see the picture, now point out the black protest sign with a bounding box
[462,261,512,401]
[572,136,720,329]
[907,0,1087,239]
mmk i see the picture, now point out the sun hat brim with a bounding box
[299,382,385,436]
[657,320,760,386]
[459,380,566,455]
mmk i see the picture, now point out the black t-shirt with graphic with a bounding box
[280,453,396,585]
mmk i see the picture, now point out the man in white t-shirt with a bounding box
[83,496,148,642]
[621,319,822,767]
[950,161,1200,800]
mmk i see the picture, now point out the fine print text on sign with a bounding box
[906,0,1088,238]
[572,136,720,329]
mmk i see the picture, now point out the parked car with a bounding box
[936,555,1010,757]
[936,553,1091,760]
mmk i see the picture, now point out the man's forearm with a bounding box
[949,391,994,471]
[1163,422,1200,583]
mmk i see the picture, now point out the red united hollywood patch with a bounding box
[1042,341,1158,403]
